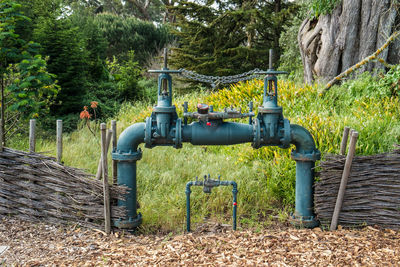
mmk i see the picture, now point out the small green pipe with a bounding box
[185,179,238,232]
[185,181,193,232]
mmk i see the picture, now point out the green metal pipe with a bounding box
[290,124,320,228]
[290,124,317,154]
[112,123,145,229]
[185,181,193,232]
[182,122,253,145]
[294,160,315,218]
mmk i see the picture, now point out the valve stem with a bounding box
[162,48,168,94]
[269,49,274,70]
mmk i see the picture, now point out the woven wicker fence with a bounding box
[315,149,400,229]
[0,148,127,228]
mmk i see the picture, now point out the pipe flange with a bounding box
[291,149,321,162]
[279,119,291,149]
[252,118,261,148]
[289,213,319,228]
[114,213,143,229]
[153,106,176,113]
[174,118,182,149]
[258,106,282,114]
[144,116,153,148]
[112,149,142,162]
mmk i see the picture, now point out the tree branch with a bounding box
[323,31,400,93]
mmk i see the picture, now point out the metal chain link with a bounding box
[179,68,262,88]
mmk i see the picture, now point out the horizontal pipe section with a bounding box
[182,122,253,145]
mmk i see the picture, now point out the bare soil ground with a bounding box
[1,218,399,266]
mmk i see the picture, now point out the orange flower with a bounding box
[80,106,91,119]
[90,101,98,108]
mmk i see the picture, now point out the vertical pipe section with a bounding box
[185,182,192,232]
[112,123,145,229]
[290,124,320,227]
[29,119,36,153]
[56,120,62,163]
[231,182,238,230]
[295,161,315,218]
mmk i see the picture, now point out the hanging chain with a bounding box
[178,68,263,88]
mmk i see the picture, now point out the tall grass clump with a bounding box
[8,67,400,232]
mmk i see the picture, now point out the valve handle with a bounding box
[254,70,288,75]
[148,69,183,74]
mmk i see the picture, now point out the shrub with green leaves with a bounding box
[310,0,341,17]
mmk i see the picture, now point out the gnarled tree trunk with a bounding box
[299,0,399,84]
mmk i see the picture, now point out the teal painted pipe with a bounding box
[290,124,320,227]
[290,124,317,154]
[185,181,193,232]
[112,123,145,229]
[182,122,253,145]
[185,179,238,232]
[294,161,315,218]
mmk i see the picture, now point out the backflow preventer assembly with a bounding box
[112,49,321,229]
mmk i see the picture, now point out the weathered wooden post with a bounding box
[96,129,112,180]
[111,120,117,185]
[101,123,111,234]
[330,131,359,231]
[339,126,350,155]
[29,119,36,153]
[56,120,62,163]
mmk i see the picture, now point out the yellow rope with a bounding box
[323,31,400,94]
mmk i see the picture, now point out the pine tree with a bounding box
[34,17,88,116]
[169,0,298,79]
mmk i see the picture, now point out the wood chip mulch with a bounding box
[1,218,400,266]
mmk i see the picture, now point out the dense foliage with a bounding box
[93,13,172,65]
[169,0,298,80]
[310,0,341,17]
[0,1,58,144]
[6,0,173,132]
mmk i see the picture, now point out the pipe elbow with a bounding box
[185,181,193,194]
[290,124,320,161]
[117,122,146,152]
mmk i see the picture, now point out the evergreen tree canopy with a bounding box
[169,0,298,78]
[33,16,88,116]
[93,13,173,65]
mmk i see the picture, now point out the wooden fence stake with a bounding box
[339,126,350,155]
[29,119,36,153]
[100,123,111,234]
[111,120,117,185]
[56,120,62,163]
[330,131,359,231]
[96,129,112,180]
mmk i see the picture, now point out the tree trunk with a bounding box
[298,0,399,84]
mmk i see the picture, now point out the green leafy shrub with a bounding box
[310,0,341,17]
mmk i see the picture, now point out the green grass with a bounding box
[8,69,400,233]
